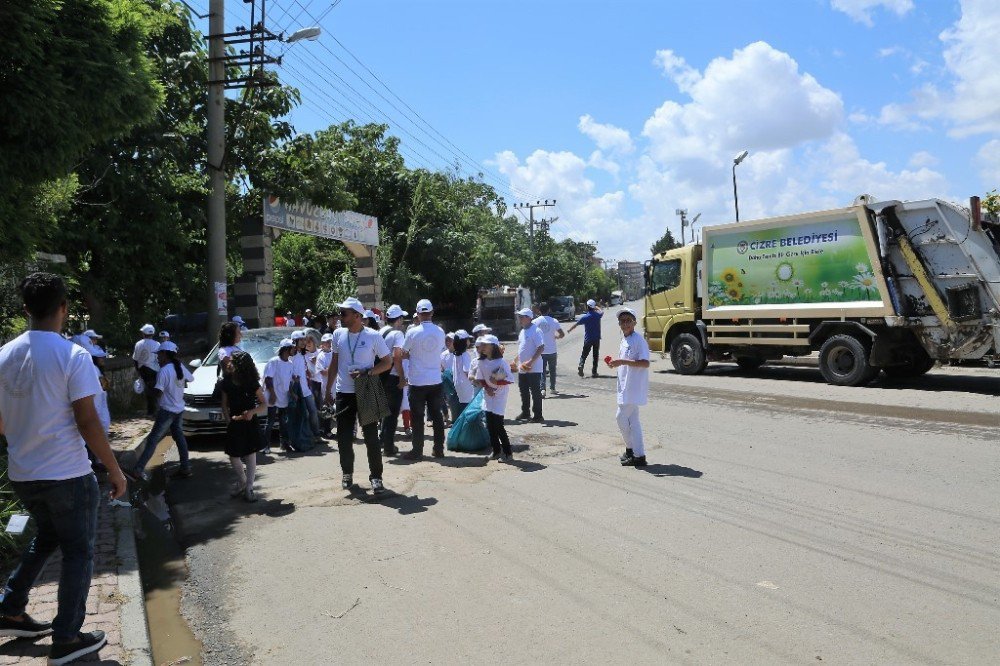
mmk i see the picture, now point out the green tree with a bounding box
[650,228,681,256]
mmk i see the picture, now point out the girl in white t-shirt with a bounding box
[450,331,475,413]
[133,342,193,477]
[475,336,515,461]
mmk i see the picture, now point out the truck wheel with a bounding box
[818,335,878,386]
[735,357,765,372]
[883,350,935,379]
[670,333,707,375]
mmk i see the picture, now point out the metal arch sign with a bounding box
[263,195,379,246]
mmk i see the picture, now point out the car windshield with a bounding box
[201,329,315,366]
[553,297,572,307]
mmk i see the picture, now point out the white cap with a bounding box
[446,332,456,339]
[586,299,596,308]
[617,307,638,319]
[290,330,306,340]
[159,341,179,353]
[140,324,155,335]
[385,304,408,319]
[232,315,245,324]
[286,311,293,315]
[305,308,312,314]
[159,331,170,338]
[364,309,376,319]
[472,324,491,334]
[337,297,366,315]
[321,333,334,342]
[481,334,500,345]
[83,329,101,339]
[279,338,295,349]
[516,308,534,318]
[454,329,471,340]
[90,347,107,358]
[415,298,433,313]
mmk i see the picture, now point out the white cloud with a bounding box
[877,103,926,131]
[819,133,949,201]
[587,150,621,177]
[830,0,914,27]
[653,49,701,93]
[577,115,634,154]
[975,140,1000,185]
[878,46,902,58]
[908,150,938,168]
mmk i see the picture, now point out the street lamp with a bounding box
[689,213,701,245]
[675,208,687,245]
[732,150,749,223]
[285,26,321,43]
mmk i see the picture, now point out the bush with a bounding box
[0,439,32,568]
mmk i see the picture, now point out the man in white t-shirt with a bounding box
[532,303,565,396]
[263,339,295,451]
[609,308,650,467]
[378,304,408,456]
[0,272,126,662]
[132,323,160,416]
[402,299,447,459]
[328,298,392,493]
[515,308,545,422]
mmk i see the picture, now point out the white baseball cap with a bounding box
[337,297,366,316]
[415,298,433,313]
[454,329,471,340]
[516,308,533,318]
[279,338,295,349]
[159,331,170,339]
[472,324,491,334]
[586,299,596,308]
[481,334,500,345]
[305,308,312,314]
[140,324,155,335]
[83,329,102,339]
[385,304,408,319]
[364,309,376,319]
[232,315,245,324]
[446,332,455,339]
[290,330,306,340]
[617,307,638,320]
[321,333,334,342]
[159,341,179,353]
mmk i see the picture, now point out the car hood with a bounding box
[184,361,267,397]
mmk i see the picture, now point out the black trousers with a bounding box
[408,383,445,455]
[138,366,158,415]
[379,374,404,453]
[518,373,543,418]
[579,340,601,374]
[486,412,512,456]
[335,392,383,480]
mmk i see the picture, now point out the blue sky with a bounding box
[203,0,1000,261]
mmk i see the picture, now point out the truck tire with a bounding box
[670,333,707,375]
[883,350,935,379]
[818,334,878,386]
[735,356,765,372]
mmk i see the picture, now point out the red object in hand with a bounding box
[604,355,613,366]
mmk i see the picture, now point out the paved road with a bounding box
[172,305,1000,664]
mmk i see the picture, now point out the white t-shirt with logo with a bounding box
[533,315,562,352]
[380,327,405,377]
[0,331,101,482]
[315,349,332,398]
[517,324,545,373]
[451,352,474,403]
[155,362,194,414]
[476,357,515,415]
[290,350,311,394]
[403,322,447,387]
[617,332,650,406]
[133,338,160,371]
[263,356,294,408]
[332,327,391,394]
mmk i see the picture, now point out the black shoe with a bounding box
[401,450,423,461]
[577,366,584,377]
[619,449,634,464]
[530,416,544,423]
[383,447,399,457]
[171,466,192,479]
[490,452,501,461]
[0,613,52,638]
[591,372,599,378]
[341,474,353,489]
[432,449,445,458]
[515,412,530,421]
[622,455,647,468]
[49,631,107,665]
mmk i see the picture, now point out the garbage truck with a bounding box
[643,197,1000,385]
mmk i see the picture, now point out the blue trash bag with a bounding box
[447,390,491,452]
[285,384,315,452]
[441,368,461,420]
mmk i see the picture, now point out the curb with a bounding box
[113,505,153,666]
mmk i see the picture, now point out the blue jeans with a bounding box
[264,406,290,446]
[542,352,558,390]
[135,408,189,472]
[0,474,99,642]
[301,393,321,437]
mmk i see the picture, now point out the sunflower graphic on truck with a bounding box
[707,218,880,307]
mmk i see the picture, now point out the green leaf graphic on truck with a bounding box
[706,217,879,308]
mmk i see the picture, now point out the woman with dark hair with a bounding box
[217,321,242,371]
[221,351,267,501]
[450,331,475,415]
[132,342,193,477]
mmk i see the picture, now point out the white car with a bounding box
[182,327,319,437]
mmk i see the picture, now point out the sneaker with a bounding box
[127,466,148,482]
[383,447,399,457]
[551,388,558,395]
[49,631,107,665]
[342,474,353,489]
[401,450,423,461]
[577,366,584,377]
[515,412,530,421]
[619,449,634,464]
[530,416,544,423]
[171,466,192,479]
[229,483,247,498]
[371,478,385,494]
[0,613,52,638]
[540,390,546,398]
[432,449,445,458]
[591,372,599,378]
[261,447,272,455]
[622,455,647,467]
[490,452,501,461]
[243,490,258,503]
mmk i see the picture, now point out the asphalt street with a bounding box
[170,304,1000,664]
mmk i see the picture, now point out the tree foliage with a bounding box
[650,228,681,256]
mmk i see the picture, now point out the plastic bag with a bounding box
[446,390,490,452]
[284,384,315,452]
[133,378,145,395]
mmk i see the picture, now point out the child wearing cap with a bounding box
[132,342,193,478]
[609,308,650,467]
[316,333,335,438]
[450,330,475,414]
[263,339,295,452]
[133,324,161,416]
[476,336,516,461]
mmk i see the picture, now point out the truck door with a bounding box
[644,257,684,352]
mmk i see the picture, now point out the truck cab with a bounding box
[643,244,700,355]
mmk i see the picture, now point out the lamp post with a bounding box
[732,150,749,223]
[675,208,687,245]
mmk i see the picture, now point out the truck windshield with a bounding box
[650,259,682,294]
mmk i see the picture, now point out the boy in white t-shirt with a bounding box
[263,339,295,451]
[132,342,194,477]
[608,308,650,467]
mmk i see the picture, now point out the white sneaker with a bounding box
[342,474,353,489]
[371,478,385,494]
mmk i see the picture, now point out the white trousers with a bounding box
[616,403,645,457]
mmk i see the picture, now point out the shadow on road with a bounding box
[544,393,588,399]
[541,419,578,428]
[639,464,703,478]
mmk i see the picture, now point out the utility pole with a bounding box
[675,208,687,246]
[513,200,556,252]
[206,0,226,337]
